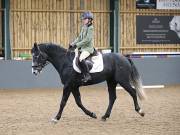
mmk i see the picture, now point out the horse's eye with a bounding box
[33,55,39,61]
[33,55,37,58]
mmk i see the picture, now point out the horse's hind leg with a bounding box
[120,82,145,117]
[102,81,117,121]
[72,88,97,119]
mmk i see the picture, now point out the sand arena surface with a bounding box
[0,85,180,135]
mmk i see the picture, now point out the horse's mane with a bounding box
[38,43,67,54]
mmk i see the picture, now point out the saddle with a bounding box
[73,49,104,73]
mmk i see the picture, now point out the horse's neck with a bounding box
[47,49,69,74]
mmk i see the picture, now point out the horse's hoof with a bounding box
[138,109,145,117]
[101,116,107,121]
[51,118,58,124]
[140,112,145,117]
[91,113,97,119]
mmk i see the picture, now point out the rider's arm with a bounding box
[76,26,93,48]
[71,26,83,45]
[71,37,80,45]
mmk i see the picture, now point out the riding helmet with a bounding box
[81,11,93,20]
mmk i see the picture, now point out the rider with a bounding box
[69,11,94,82]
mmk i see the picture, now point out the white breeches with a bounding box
[79,51,90,62]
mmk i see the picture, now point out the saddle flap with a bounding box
[73,51,104,73]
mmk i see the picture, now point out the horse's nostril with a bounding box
[33,71,38,75]
[32,69,38,75]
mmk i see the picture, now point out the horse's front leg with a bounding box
[51,86,71,123]
[72,88,97,119]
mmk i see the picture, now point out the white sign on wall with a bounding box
[157,0,180,9]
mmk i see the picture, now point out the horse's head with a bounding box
[31,42,48,75]
[170,16,180,33]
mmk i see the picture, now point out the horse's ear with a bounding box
[34,42,39,51]
[34,42,37,48]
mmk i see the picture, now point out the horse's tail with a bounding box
[127,58,146,100]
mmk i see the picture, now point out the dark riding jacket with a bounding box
[72,24,94,54]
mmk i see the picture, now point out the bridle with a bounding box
[32,45,74,72]
[32,51,49,70]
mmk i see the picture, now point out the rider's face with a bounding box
[82,18,89,25]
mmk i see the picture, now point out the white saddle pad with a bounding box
[73,50,104,73]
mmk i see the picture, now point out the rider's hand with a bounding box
[68,43,77,51]
[69,43,73,48]
[69,43,76,48]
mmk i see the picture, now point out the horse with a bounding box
[31,42,146,123]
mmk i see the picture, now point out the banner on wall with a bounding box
[136,0,156,9]
[157,0,180,9]
[136,16,180,44]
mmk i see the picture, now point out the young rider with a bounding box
[69,11,94,82]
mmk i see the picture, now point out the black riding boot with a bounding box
[80,60,92,82]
